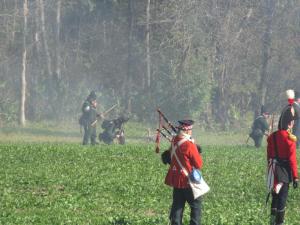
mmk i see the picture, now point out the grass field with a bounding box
[0,124,299,224]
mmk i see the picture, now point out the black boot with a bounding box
[270,208,276,225]
[275,209,285,225]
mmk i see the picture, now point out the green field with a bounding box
[0,125,299,224]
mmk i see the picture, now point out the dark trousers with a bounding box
[82,124,97,145]
[169,188,201,225]
[271,183,289,211]
[253,135,263,148]
[271,183,289,224]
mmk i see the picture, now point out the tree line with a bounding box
[0,0,300,130]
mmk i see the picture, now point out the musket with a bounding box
[91,104,117,127]
[101,104,117,119]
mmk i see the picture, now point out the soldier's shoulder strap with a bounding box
[255,115,263,120]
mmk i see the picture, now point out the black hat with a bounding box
[260,105,268,115]
[178,120,194,131]
[278,105,297,130]
[295,91,300,99]
[87,91,97,102]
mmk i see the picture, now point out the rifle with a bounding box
[91,104,117,127]
[101,104,117,119]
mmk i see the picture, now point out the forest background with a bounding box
[1,0,300,131]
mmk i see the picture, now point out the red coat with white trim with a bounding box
[165,135,203,188]
[267,130,298,180]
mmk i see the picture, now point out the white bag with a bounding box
[189,176,210,199]
[172,138,210,199]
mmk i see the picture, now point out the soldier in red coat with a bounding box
[164,120,203,225]
[267,104,299,225]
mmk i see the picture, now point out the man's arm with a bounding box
[190,143,203,169]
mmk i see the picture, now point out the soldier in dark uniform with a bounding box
[292,91,300,148]
[99,116,129,144]
[267,104,298,225]
[250,105,270,148]
[80,91,100,145]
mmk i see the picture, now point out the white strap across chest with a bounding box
[171,138,189,176]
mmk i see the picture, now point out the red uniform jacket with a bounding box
[165,135,203,188]
[267,130,298,180]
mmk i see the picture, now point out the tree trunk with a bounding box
[56,0,61,80]
[12,0,18,42]
[125,0,134,113]
[20,0,28,127]
[34,0,42,62]
[258,0,275,107]
[146,0,151,88]
[39,0,52,77]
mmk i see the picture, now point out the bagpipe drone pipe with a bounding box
[155,109,202,164]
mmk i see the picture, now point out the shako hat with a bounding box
[178,119,194,131]
[260,105,269,115]
[286,89,295,105]
[278,105,297,130]
[87,91,97,102]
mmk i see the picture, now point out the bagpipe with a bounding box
[155,109,202,160]
[155,108,177,153]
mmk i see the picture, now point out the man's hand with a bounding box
[97,113,104,119]
[293,178,299,189]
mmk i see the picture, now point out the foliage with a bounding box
[0,143,300,224]
[0,0,300,129]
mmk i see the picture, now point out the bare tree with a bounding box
[56,0,62,81]
[39,0,52,77]
[146,0,151,88]
[125,0,134,113]
[258,0,275,107]
[20,0,28,126]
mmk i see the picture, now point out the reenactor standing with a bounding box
[164,120,203,225]
[249,105,270,148]
[292,91,300,148]
[267,104,298,225]
[80,91,101,145]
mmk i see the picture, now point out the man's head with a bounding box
[260,105,269,118]
[178,119,194,135]
[286,89,295,105]
[278,105,296,130]
[87,91,97,107]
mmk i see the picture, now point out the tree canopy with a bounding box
[0,0,300,129]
